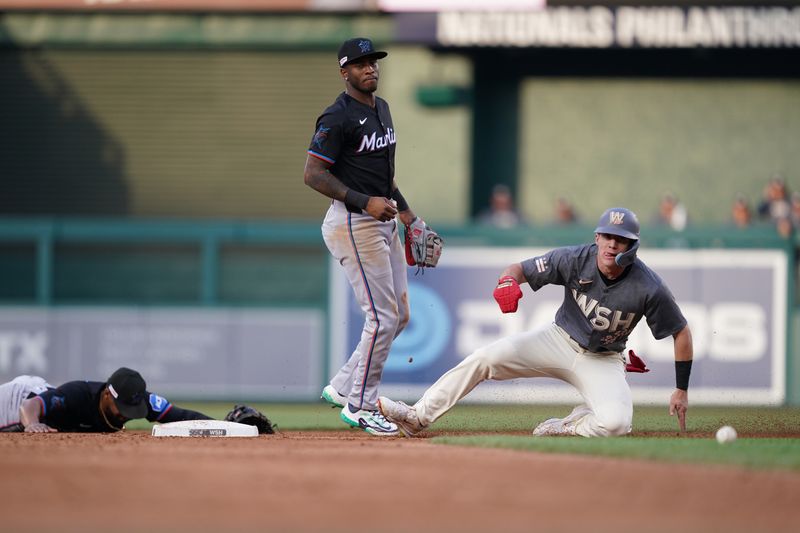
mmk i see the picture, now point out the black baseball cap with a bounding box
[107,367,148,419]
[338,37,387,67]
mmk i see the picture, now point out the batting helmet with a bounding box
[594,207,640,241]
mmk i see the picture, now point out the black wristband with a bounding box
[675,360,692,391]
[391,188,410,212]
[345,189,370,210]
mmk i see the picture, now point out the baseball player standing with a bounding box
[380,207,694,437]
[304,38,431,436]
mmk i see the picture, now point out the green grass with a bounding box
[434,436,800,470]
[126,402,800,433]
[126,402,800,471]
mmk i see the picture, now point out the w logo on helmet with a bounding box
[595,207,639,240]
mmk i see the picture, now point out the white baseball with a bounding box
[715,425,738,444]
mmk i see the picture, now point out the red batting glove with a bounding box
[404,218,423,267]
[493,276,523,313]
[626,349,650,373]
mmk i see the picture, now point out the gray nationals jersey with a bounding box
[521,243,687,353]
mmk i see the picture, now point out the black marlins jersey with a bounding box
[307,92,396,206]
[33,381,210,432]
[521,243,687,353]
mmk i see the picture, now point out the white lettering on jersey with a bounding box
[572,289,636,332]
[610,309,636,331]
[591,307,611,330]
[356,128,396,153]
[572,290,599,317]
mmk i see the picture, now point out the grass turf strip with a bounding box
[431,435,800,471]
[126,403,800,434]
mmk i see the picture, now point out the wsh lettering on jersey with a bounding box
[571,289,636,332]
[356,128,396,153]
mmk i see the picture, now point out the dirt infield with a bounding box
[1,431,798,532]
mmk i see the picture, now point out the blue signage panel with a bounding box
[0,308,324,401]
[330,247,787,405]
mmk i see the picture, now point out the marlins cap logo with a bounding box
[609,211,625,225]
[341,42,372,65]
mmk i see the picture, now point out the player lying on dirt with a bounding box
[0,367,273,433]
[379,207,694,438]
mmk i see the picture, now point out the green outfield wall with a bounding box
[1,218,793,306]
[2,12,799,226]
[0,46,471,223]
[519,79,800,225]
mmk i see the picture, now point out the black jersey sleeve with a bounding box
[36,381,85,419]
[156,405,213,423]
[145,392,213,423]
[521,246,577,290]
[35,381,101,431]
[307,107,346,165]
[644,282,688,340]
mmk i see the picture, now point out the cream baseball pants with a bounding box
[414,322,633,437]
[322,200,410,411]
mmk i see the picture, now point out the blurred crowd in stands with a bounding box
[477,184,580,229]
[723,174,800,239]
[476,175,800,240]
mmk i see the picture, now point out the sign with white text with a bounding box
[0,308,323,400]
[394,7,800,49]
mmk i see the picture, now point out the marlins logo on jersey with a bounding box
[356,129,396,153]
[49,395,65,411]
[149,393,170,414]
[312,126,330,149]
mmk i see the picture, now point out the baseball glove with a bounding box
[404,217,443,269]
[224,404,276,434]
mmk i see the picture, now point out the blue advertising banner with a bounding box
[329,247,787,405]
[0,308,324,401]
